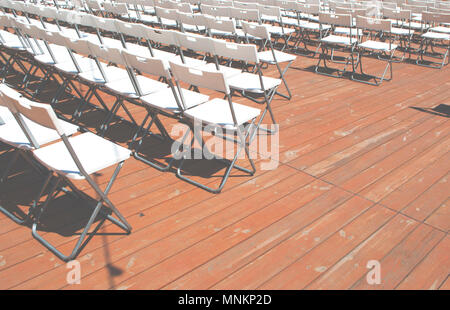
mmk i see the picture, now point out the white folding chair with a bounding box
[169,61,260,193]
[383,7,414,61]
[122,50,209,170]
[352,16,397,85]
[242,21,296,100]
[257,4,296,51]
[213,39,281,134]
[314,12,358,78]
[293,4,331,57]
[416,12,450,68]
[0,83,78,224]
[7,90,132,262]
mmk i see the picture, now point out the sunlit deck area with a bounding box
[0,51,448,290]
[0,0,449,291]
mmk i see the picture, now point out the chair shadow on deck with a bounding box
[412,104,450,118]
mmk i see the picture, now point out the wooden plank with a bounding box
[197,196,374,290]
[396,236,450,290]
[401,174,450,223]
[256,206,398,289]
[7,166,307,289]
[425,199,449,233]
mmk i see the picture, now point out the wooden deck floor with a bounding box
[0,50,449,290]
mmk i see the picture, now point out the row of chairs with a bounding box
[0,1,295,98]
[0,11,273,194]
[0,82,133,262]
[42,0,450,70]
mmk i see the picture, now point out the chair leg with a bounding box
[0,172,53,225]
[0,150,19,183]
[255,87,279,135]
[32,163,131,262]
[132,110,175,171]
[273,60,293,100]
[416,38,449,69]
[176,123,256,194]
[351,49,393,86]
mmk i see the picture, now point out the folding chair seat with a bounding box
[6,93,132,262]
[314,12,358,78]
[121,49,209,170]
[213,39,281,133]
[169,61,260,193]
[352,16,397,85]
[416,12,450,68]
[241,21,296,100]
[0,83,78,224]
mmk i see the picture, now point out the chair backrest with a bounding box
[382,2,398,10]
[299,4,321,15]
[356,15,392,32]
[58,9,85,25]
[200,4,232,18]
[241,21,271,40]
[401,3,427,14]
[94,16,118,33]
[172,2,193,13]
[154,0,173,9]
[143,27,177,46]
[319,12,353,27]
[275,0,298,12]
[0,84,66,136]
[335,7,369,18]
[87,41,127,66]
[169,61,229,94]
[104,2,129,15]
[175,31,215,54]
[65,37,91,56]
[15,20,45,41]
[230,7,260,22]
[383,7,411,20]
[213,39,259,63]
[234,1,259,10]
[206,15,236,33]
[115,19,146,39]
[421,11,450,24]
[258,4,282,21]
[155,6,178,21]
[0,14,14,29]
[87,0,103,12]
[428,7,450,14]
[121,49,171,80]
[192,13,210,28]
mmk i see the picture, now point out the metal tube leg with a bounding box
[0,150,19,183]
[32,163,131,262]
[0,171,53,225]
